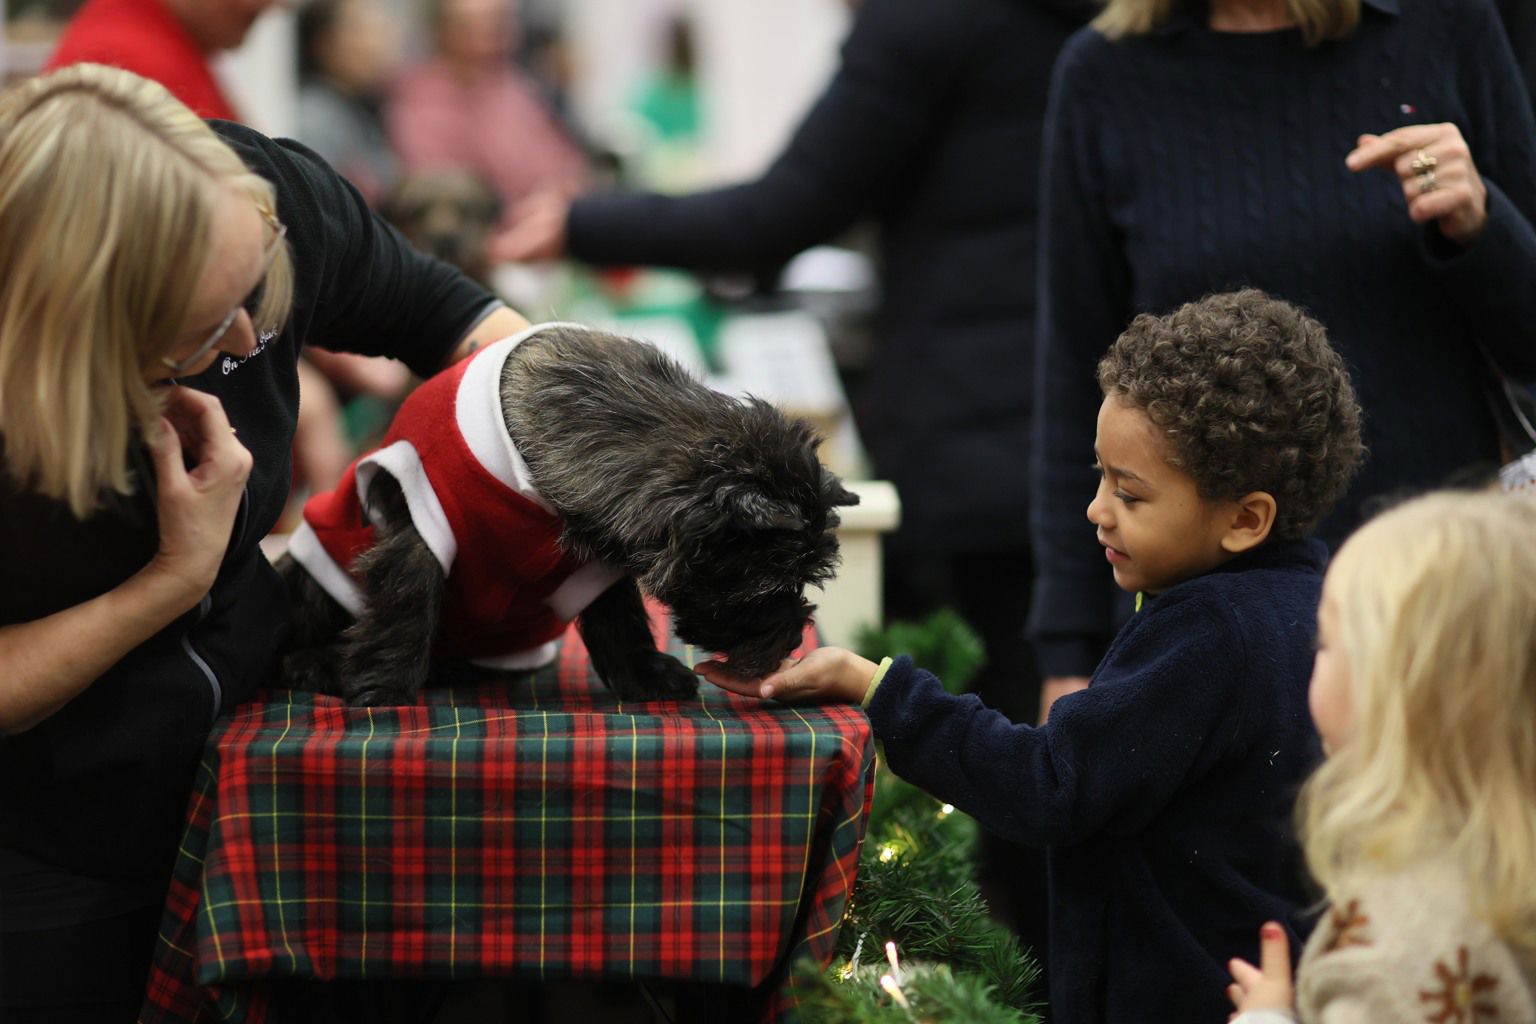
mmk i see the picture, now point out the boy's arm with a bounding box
[869,595,1251,847]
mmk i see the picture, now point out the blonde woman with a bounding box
[0,64,526,1021]
[1227,490,1536,1020]
[1029,0,1536,742]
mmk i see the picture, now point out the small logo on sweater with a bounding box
[221,329,278,375]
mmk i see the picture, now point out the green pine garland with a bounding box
[790,612,1043,1023]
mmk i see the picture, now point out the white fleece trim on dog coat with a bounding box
[355,440,458,572]
[454,321,588,517]
[286,519,365,616]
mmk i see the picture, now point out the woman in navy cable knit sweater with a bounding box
[701,291,1365,1023]
[1028,0,1536,718]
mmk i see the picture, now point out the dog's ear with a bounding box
[821,467,860,508]
[717,485,806,533]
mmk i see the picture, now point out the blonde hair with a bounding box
[1093,0,1360,45]
[0,64,292,517]
[1298,491,1536,952]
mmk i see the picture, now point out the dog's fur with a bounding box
[277,324,858,705]
[379,170,502,287]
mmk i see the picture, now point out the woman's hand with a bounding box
[1347,123,1488,246]
[695,647,880,705]
[146,386,252,600]
[1227,922,1295,1018]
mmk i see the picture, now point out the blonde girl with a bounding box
[1229,490,1536,1021]
[0,64,524,1021]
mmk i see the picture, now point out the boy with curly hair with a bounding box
[699,289,1365,1023]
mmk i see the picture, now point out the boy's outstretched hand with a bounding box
[695,647,879,704]
[1226,922,1294,1020]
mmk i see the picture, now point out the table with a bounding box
[138,607,875,1023]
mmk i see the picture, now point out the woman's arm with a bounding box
[539,0,974,272]
[0,388,250,733]
[435,303,531,371]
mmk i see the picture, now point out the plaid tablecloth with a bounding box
[139,606,874,1023]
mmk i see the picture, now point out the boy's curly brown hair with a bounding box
[1097,289,1365,539]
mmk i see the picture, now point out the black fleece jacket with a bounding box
[0,123,495,926]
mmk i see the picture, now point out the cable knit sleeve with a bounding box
[1419,0,1536,378]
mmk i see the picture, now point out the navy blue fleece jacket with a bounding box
[866,539,1326,1022]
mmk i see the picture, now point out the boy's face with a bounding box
[1087,396,1237,595]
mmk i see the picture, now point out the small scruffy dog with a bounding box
[379,170,502,287]
[278,322,858,705]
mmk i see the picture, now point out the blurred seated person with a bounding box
[293,0,419,525]
[386,0,589,221]
[296,0,403,207]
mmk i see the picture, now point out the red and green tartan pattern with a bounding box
[139,608,875,1023]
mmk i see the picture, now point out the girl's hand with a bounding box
[146,386,253,598]
[1227,922,1294,1016]
[1346,123,1488,246]
[695,647,879,704]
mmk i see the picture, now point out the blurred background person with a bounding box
[44,0,282,120]
[292,0,418,535]
[621,13,703,193]
[387,0,589,222]
[296,0,402,207]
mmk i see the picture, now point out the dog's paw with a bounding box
[343,681,417,707]
[282,649,339,695]
[609,652,699,702]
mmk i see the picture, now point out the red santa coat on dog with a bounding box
[287,325,622,669]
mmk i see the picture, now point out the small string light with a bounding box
[879,973,911,1010]
[885,940,901,980]
[878,843,900,863]
[936,803,954,819]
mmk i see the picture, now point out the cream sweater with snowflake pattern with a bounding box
[1237,855,1536,1024]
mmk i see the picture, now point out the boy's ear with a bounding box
[1220,491,1277,554]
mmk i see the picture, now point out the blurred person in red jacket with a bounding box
[45,0,283,120]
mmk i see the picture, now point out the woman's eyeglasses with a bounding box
[161,211,287,375]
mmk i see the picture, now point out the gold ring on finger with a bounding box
[1410,148,1438,174]
[1416,169,1438,193]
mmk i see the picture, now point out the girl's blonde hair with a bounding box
[1093,0,1360,45]
[0,64,292,517]
[1299,490,1536,952]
